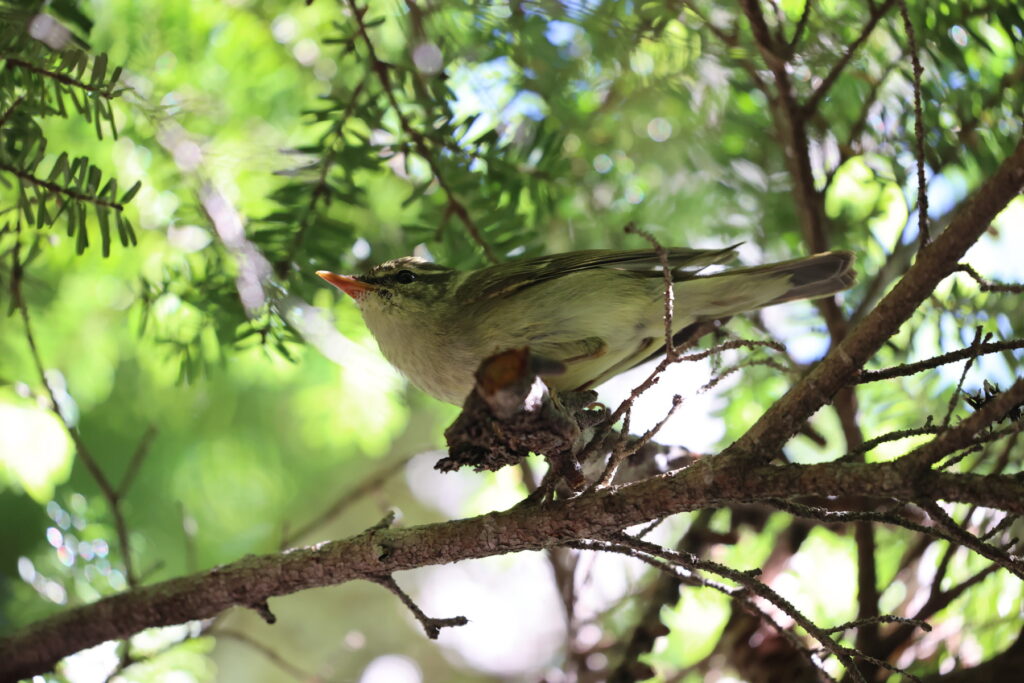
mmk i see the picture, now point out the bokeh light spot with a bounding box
[646,117,672,142]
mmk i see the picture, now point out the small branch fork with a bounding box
[10,225,155,590]
[573,534,925,683]
[10,224,161,677]
[368,575,468,639]
[954,263,1024,294]
[363,513,466,638]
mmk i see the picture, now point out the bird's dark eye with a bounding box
[395,269,417,284]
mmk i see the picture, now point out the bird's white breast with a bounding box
[360,302,480,404]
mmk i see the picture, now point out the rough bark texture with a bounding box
[3,457,1024,680]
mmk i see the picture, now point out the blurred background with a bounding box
[1,0,1022,681]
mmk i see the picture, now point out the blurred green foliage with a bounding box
[1,0,1022,681]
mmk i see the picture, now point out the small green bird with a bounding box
[317,246,855,404]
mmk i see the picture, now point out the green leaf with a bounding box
[90,53,108,87]
[75,205,88,253]
[97,206,111,257]
[120,180,142,204]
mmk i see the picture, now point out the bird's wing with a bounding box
[533,336,608,364]
[457,245,741,303]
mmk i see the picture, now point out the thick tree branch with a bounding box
[3,457,1024,680]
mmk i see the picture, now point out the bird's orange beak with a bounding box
[316,270,377,300]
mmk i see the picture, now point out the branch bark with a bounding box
[3,458,1023,680]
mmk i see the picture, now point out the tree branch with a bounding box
[3,456,1024,680]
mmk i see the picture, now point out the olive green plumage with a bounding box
[319,246,855,404]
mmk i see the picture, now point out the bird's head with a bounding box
[316,256,458,319]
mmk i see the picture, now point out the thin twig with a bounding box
[825,614,931,635]
[698,357,790,394]
[6,58,121,98]
[346,0,499,263]
[0,94,25,130]
[217,629,322,681]
[955,263,1024,294]
[855,339,1024,383]
[596,395,684,489]
[769,497,964,545]
[0,161,126,211]
[11,225,137,587]
[117,425,158,498]
[281,452,413,548]
[899,0,930,247]
[838,424,943,461]
[802,0,899,116]
[942,327,986,427]
[919,500,1024,580]
[625,223,677,359]
[787,0,814,51]
[368,575,468,639]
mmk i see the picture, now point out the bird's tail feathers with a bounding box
[752,250,857,305]
[678,250,856,320]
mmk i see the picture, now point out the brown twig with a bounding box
[917,500,1024,580]
[5,58,121,98]
[838,424,944,461]
[825,614,931,635]
[625,223,677,359]
[786,0,814,51]
[0,161,126,212]
[217,629,322,681]
[768,499,958,545]
[281,452,413,548]
[10,225,137,588]
[899,0,930,248]
[941,328,986,427]
[802,0,899,116]
[855,339,1024,383]
[368,575,468,639]
[954,263,1024,294]
[0,94,25,130]
[117,425,158,498]
[592,226,686,487]
[345,0,499,263]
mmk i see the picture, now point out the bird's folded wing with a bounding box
[533,336,608,364]
[460,245,740,303]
